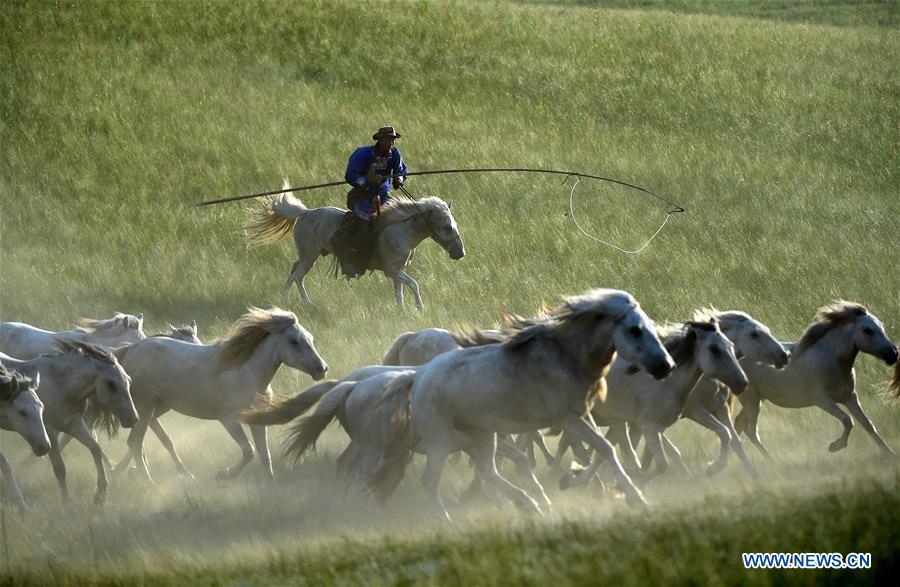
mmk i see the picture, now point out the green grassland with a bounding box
[1,0,899,584]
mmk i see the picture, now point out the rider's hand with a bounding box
[393,176,405,190]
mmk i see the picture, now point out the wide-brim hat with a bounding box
[373,126,401,140]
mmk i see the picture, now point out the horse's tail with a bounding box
[240,380,338,426]
[382,332,413,365]
[242,180,309,247]
[889,351,900,397]
[368,371,417,504]
[283,381,356,463]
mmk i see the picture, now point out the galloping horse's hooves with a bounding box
[93,491,106,506]
[705,461,727,477]
[624,489,648,508]
[828,439,847,453]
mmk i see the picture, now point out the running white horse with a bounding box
[0,312,146,360]
[0,340,138,504]
[668,309,788,476]
[562,319,748,488]
[113,307,328,483]
[244,187,465,309]
[153,321,201,344]
[0,364,50,509]
[734,301,898,456]
[382,327,506,365]
[408,289,675,518]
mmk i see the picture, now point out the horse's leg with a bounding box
[841,392,894,455]
[472,432,543,515]
[496,434,551,512]
[148,415,194,479]
[393,278,404,308]
[641,426,669,484]
[531,431,555,466]
[46,431,70,502]
[560,415,646,506]
[418,416,454,521]
[608,422,641,475]
[387,269,423,310]
[688,409,733,476]
[66,419,109,505]
[0,451,28,510]
[713,403,758,476]
[660,432,692,476]
[285,254,317,305]
[125,412,155,484]
[735,391,772,459]
[216,416,254,480]
[814,398,853,453]
[250,425,274,481]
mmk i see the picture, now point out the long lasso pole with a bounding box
[195,167,685,213]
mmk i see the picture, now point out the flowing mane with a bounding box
[793,301,868,358]
[75,313,141,334]
[216,307,299,370]
[378,195,450,227]
[0,363,35,401]
[449,328,510,348]
[501,289,637,351]
[693,308,753,331]
[50,337,120,365]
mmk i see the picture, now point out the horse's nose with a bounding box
[33,442,50,457]
[451,246,465,260]
[649,357,675,380]
[313,364,328,381]
[885,346,899,366]
[730,374,749,395]
[777,349,790,368]
[122,412,139,428]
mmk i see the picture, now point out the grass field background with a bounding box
[1,0,899,584]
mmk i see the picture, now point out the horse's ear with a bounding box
[448,201,453,210]
[190,319,198,331]
[136,313,144,324]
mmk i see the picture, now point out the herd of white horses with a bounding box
[1,290,899,520]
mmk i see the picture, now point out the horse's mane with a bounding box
[216,307,299,370]
[75,313,141,334]
[660,321,717,366]
[693,307,753,330]
[889,356,900,397]
[450,328,510,348]
[501,289,637,351]
[379,195,450,227]
[50,338,120,365]
[793,301,868,359]
[0,363,35,401]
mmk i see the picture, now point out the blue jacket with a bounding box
[345,145,408,195]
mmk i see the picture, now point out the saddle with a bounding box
[329,212,376,280]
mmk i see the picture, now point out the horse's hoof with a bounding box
[828,440,847,453]
[706,461,726,477]
[625,489,648,508]
[215,469,237,481]
[93,492,106,506]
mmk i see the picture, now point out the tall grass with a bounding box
[1,0,898,583]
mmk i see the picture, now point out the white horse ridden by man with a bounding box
[406,289,674,519]
[734,301,898,457]
[0,364,50,510]
[112,307,328,483]
[243,183,465,309]
[0,313,146,360]
[0,340,138,504]
[560,319,748,490]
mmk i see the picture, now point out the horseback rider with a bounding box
[330,125,409,279]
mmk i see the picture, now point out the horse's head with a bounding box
[609,300,674,380]
[697,310,788,368]
[689,320,748,394]
[119,312,147,344]
[92,353,139,428]
[168,320,201,344]
[852,312,898,366]
[0,368,50,456]
[275,322,328,381]
[426,200,465,260]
